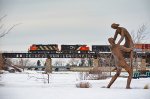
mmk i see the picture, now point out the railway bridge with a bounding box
[0,51,150,73]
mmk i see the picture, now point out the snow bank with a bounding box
[0,71,150,99]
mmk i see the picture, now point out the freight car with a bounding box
[92,45,110,53]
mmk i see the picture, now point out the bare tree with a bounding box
[13,58,32,68]
[68,58,80,66]
[0,15,20,38]
[0,15,20,70]
[53,59,65,66]
[1,58,22,72]
[3,58,13,69]
[131,24,149,43]
[131,24,149,71]
[0,53,5,70]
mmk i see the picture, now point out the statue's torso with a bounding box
[117,27,134,47]
[111,44,126,67]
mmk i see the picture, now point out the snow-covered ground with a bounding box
[0,71,150,99]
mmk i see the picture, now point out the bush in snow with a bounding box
[76,82,91,88]
[88,73,108,80]
[88,67,108,80]
[78,71,108,80]
[144,84,149,89]
[78,72,89,80]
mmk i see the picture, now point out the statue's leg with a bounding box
[124,64,133,89]
[112,67,117,71]
[130,50,133,68]
[107,68,122,88]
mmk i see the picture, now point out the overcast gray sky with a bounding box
[0,0,150,51]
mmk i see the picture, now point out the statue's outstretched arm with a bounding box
[117,30,125,45]
[120,45,132,52]
[113,31,118,41]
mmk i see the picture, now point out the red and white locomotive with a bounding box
[29,44,90,53]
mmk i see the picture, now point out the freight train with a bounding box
[28,44,110,53]
[28,44,150,53]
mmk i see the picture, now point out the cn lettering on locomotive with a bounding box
[61,45,89,53]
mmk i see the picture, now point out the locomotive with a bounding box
[29,44,59,53]
[29,44,90,53]
[61,45,89,53]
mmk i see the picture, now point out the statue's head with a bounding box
[108,37,115,45]
[111,23,119,29]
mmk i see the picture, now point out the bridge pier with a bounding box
[141,58,146,70]
[0,53,4,70]
[93,58,100,67]
[45,57,52,73]
[45,57,52,83]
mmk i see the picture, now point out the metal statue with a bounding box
[107,23,134,88]
[107,38,133,89]
[111,23,134,66]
